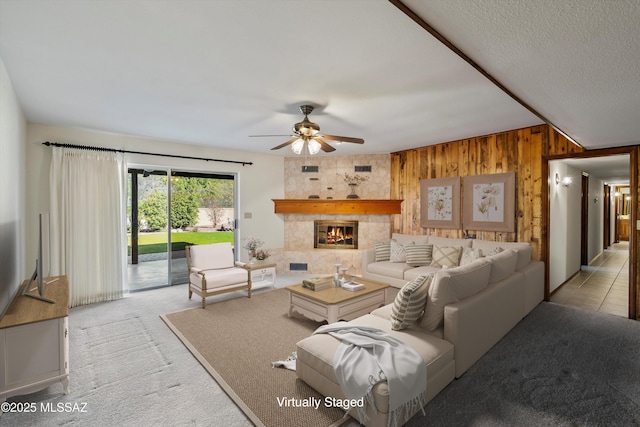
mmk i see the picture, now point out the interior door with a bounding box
[580,173,589,266]
[603,184,610,249]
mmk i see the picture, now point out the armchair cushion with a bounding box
[190,268,249,290]
[189,242,235,270]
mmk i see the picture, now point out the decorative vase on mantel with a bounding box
[347,183,360,199]
[342,172,369,200]
[248,249,256,264]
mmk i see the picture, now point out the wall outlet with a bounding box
[637,220,640,230]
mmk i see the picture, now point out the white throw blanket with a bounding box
[314,322,426,427]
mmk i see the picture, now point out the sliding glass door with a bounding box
[127,168,236,292]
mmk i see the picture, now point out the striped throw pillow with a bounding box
[405,243,433,267]
[390,274,432,330]
[374,241,391,262]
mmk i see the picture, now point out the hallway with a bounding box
[550,242,629,318]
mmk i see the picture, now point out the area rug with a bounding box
[161,289,348,427]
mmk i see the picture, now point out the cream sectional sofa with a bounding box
[363,233,542,311]
[296,234,544,427]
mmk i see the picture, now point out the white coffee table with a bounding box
[286,277,389,324]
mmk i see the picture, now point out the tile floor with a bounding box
[550,241,629,318]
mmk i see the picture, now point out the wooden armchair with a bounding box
[185,242,251,308]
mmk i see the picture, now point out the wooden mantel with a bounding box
[272,199,403,215]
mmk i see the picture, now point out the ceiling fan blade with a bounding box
[320,134,365,144]
[314,138,336,152]
[250,134,294,137]
[271,137,299,150]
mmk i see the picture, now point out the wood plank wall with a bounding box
[390,124,582,261]
[391,124,640,318]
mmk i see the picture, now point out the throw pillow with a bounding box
[374,241,391,262]
[390,239,409,263]
[390,274,432,330]
[460,247,483,266]
[405,243,433,267]
[430,245,462,268]
[485,246,504,256]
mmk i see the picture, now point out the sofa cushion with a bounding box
[390,274,432,330]
[486,249,518,283]
[371,304,444,338]
[367,261,414,280]
[405,243,433,267]
[390,240,409,262]
[427,236,473,249]
[374,241,391,262]
[421,258,492,331]
[296,314,454,396]
[460,247,483,266]
[403,265,440,282]
[471,240,533,270]
[430,245,462,268]
[392,233,429,245]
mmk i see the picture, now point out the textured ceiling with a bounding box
[0,0,638,164]
[405,0,640,150]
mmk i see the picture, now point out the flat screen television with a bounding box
[22,213,55,304]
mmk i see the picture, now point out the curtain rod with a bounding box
[42,141,253,166]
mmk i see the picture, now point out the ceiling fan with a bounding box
[250,105,364,154]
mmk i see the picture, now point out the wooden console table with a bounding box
[0,276,70,403]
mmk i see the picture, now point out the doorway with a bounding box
[127,168,237,291]
[546,150,635,319]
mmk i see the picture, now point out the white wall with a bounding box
[25,124,286,263]
[587,176,604,264]
[0,56,27,315]
[549,161,582,293]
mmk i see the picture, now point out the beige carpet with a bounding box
[161,289,348,427]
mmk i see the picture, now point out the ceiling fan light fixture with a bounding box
[308,139,321,155]
[291,138,304,154]
[255,104,364,154]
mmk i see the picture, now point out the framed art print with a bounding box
[420,177,461,229]
[463,172,515,232]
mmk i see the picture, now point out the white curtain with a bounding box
[50,147,126,307]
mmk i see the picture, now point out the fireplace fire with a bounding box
[314,220,358,249]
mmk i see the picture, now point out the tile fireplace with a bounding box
[314,220,358,250]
